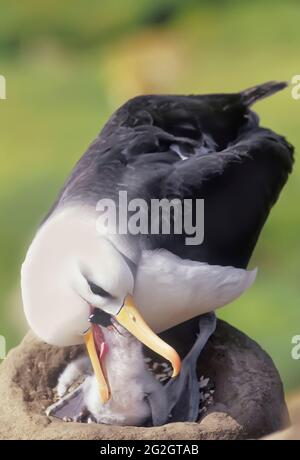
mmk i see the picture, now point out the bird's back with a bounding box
[46,82,294,269]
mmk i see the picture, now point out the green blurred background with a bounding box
[0,0,299,399]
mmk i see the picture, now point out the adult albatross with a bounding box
[21,81,294,425]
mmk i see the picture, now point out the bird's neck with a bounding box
[102,327,149,392]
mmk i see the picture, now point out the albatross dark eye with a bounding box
[87,280,113,298]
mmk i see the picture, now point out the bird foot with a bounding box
[46,382,89,422]
[164,312,216,423]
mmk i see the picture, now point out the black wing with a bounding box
[152,127,293,268]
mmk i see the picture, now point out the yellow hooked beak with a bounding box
[84,329,110,403]
[84,295,181,403]
[116,295,181,378]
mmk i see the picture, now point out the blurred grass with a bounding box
[0,0,299,391]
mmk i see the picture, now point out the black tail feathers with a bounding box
[242,81,287,106]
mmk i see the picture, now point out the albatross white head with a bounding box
[21,206,181,403]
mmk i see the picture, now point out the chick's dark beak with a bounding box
[89,309,112,328]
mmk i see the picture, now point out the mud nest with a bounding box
[0,319,289,440]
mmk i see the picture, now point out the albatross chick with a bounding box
[47,322,168,426]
